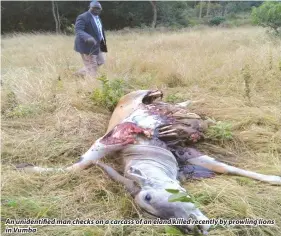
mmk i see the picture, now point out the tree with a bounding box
[1,1,264,33]
[206,0,211,17]
[199,0,203,19]
[52,1,61,34]
[252,2,281,33]
[150,1,157,28]
[221,2,228,17]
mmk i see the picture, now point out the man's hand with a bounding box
[86,37,97,45]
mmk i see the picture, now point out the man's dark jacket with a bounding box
[74,11,107,55]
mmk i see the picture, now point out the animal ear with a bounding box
[96,162,140,196]
[127,166,149,187]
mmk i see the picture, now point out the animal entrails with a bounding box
[17,90,281,235]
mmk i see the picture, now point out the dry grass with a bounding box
[1,27,281,236]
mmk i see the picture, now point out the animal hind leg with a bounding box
[174,147,281,185]
[175,99,204,108]
[16,122,152,173]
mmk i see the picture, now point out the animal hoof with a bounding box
[267,176,281,185]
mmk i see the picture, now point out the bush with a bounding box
[251,2,281,33]
[4,104,40,118]
[65,24,75,35]
[206,120,233,141]
[209,16,226,26]
[165,94,182,104]
[90,76,127,112]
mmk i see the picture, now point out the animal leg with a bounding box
[175,100,192,108]
[175,99,204,108]
[16,122,152,173]
[96,162,140,196]
[15,138,127,173]
[175,147,281,185]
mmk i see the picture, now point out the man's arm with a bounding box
[75,15,96,44]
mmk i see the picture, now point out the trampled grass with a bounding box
[1,27,281,236]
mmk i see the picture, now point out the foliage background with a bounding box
[1,1,264,33]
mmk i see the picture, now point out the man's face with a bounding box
[90,7,102,16]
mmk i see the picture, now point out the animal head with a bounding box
[96,161,211,234]
[107,90,163,132]
[135,189,210,234]
[127,166,211,234]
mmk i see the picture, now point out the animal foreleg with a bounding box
[175,148,281,185]
[16,122,152,173]
[96,162,140,196]
[15,138,125,173]
[73,122,152,171]
[175,100,193,108]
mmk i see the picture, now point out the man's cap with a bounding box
[90,1,102,9]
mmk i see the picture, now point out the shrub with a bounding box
[65,24,75,35]
[242,64,252,106]
[4,104,40,118]
[165,94,182,104]
[209,16,226,26]
[90,76,127,112]
[1,90,18,115]
[251,2,281,33]
[206,120,233,141]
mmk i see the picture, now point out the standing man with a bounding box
[74,1,107,77]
